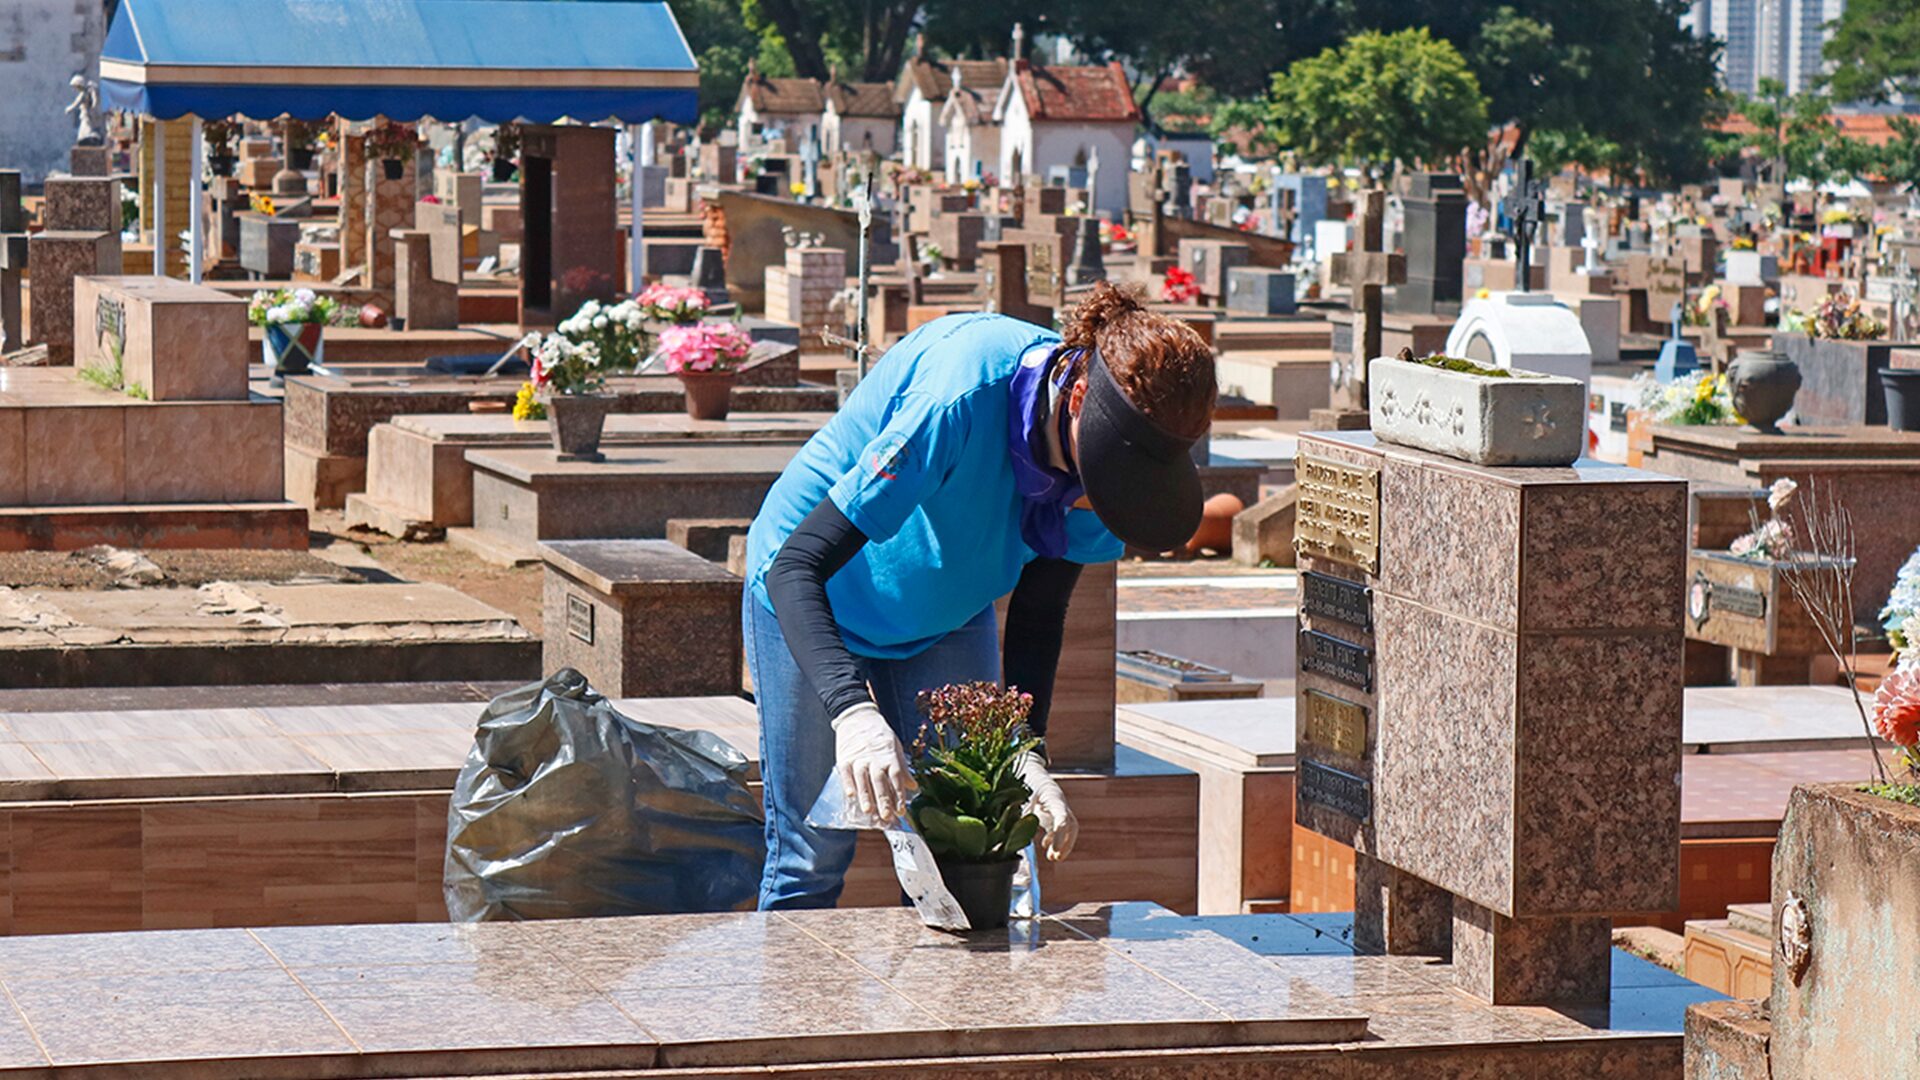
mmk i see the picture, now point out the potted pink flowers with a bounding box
[637,283,710,326]
[659,321,753,420]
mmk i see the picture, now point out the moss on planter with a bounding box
[1862,782,1920,807]
[1403,354,1544,379]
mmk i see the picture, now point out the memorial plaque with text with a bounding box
[566,593,595,645]
[1302,570,1373,630]
[1301,689,1368,758]
[1299,760,1372,823]
[1295,452,1381,574]
[1300,628,1373,692]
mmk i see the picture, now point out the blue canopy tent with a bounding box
[97,0,698,281]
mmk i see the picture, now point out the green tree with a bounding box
[672,0,786,132]
[1262,28,1489,179]
[1824,0,1920,104]
[1736,80,1846,184]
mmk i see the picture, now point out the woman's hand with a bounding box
[832,702,917,823]
[1012,752,1079,861]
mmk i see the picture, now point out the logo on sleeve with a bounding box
[870,434,912,481]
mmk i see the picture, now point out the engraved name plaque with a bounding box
[1299,760,1372,823]
[1301,689,1368,758]
[566,593,595,645]
[1294,451,1381,573]
[1300,628,1373,692]
[1301,570,1373,630]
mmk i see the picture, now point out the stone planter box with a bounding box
[1366,356,1586,466]
[1769,783,1920,1078]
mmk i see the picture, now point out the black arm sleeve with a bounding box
[1001,557,1085,739]
[764,498,873,719]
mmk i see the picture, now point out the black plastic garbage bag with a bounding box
[444,669,765,921]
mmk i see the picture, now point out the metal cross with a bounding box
[1502,158,1546,293]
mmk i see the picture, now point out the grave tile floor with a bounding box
[0,904,1712,1076]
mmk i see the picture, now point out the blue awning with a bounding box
[99,0,700,125]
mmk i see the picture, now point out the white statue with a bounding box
[66,75,102,146]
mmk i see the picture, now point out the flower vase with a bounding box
[678,370,736,421]
[263,322,325,386]
[933,856,1017,931]
[380,157,404,181]
[1728,348,1803,435]
[548,393,614,461]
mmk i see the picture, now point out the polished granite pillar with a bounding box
[1294,431,1687,1006]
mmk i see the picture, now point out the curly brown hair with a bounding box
[1061,282,1216,439]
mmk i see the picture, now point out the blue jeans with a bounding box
[743,592,999,909]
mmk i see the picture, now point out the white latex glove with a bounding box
[1013,751,1078,861]
[833,702,916,823]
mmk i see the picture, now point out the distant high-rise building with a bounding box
[1687,0,1842,96]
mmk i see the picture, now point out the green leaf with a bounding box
[996,814,1039,858]
[917,805,959,847]
[950,814,989,858]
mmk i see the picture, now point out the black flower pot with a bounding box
[491,158,516,183]
[209,154,237,177]
[1882,369,1920,432]
[934,856,1016,931]
[380,157,404,181]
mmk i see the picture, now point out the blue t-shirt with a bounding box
[746,313,1125,658]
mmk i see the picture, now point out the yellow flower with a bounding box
[1475,287,1491,299]
[511,382,544,421]
[789,182,806,197]
[1694,378,1714,403]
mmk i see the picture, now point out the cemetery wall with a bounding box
[0,0,105,184]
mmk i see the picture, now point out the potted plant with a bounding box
[248,287,346,385]
[1367,351,1587,466]
[522,329,614,461]
[636,283,710,327]
[368,121,417,181]
[659,321,753,421]
[203,118,240,177]
[906,682,1043,931]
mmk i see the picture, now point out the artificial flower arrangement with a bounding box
[1730,235,1757,251]
[1681,284,1729,328]
[907,682,1042,865]
[247,287,346,328]
[521,333,605,395]
[249,193,277,216]
[1729,478,1797,561]
[367,121,418,161]
[919,240,944,267]
[555,297,648,373]
[1161,264,1200,304]
[636,284,710,324]
[1781,292,1886,341]
[1635,369,1739,426]
[657,321,753,375]
[512,381,546,421]
[1880,545,1920,654]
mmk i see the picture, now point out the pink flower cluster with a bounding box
[658,321,752,374]
[637,284,710,323]
[1875,667,1920,749]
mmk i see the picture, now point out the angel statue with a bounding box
[66,74,102,146]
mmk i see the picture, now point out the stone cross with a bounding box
[1502,158,1546,293]
[0,171,23,352]
[1086,145,1100,217]
[1890,252,1919,342]
[1328,190,1406,410]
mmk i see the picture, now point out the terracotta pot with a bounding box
[548,393,614,461]
[357,304,389,329]
[1186,492,1245,556]
[678,370,736,421]
[1728,348,1803,434]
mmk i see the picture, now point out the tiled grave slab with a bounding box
[0,906,1703,1077]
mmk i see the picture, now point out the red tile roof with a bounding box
[739,74,824,116]
[1011,60,1139,124]
[825,80,902,119]
[1716,111,1906,146]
